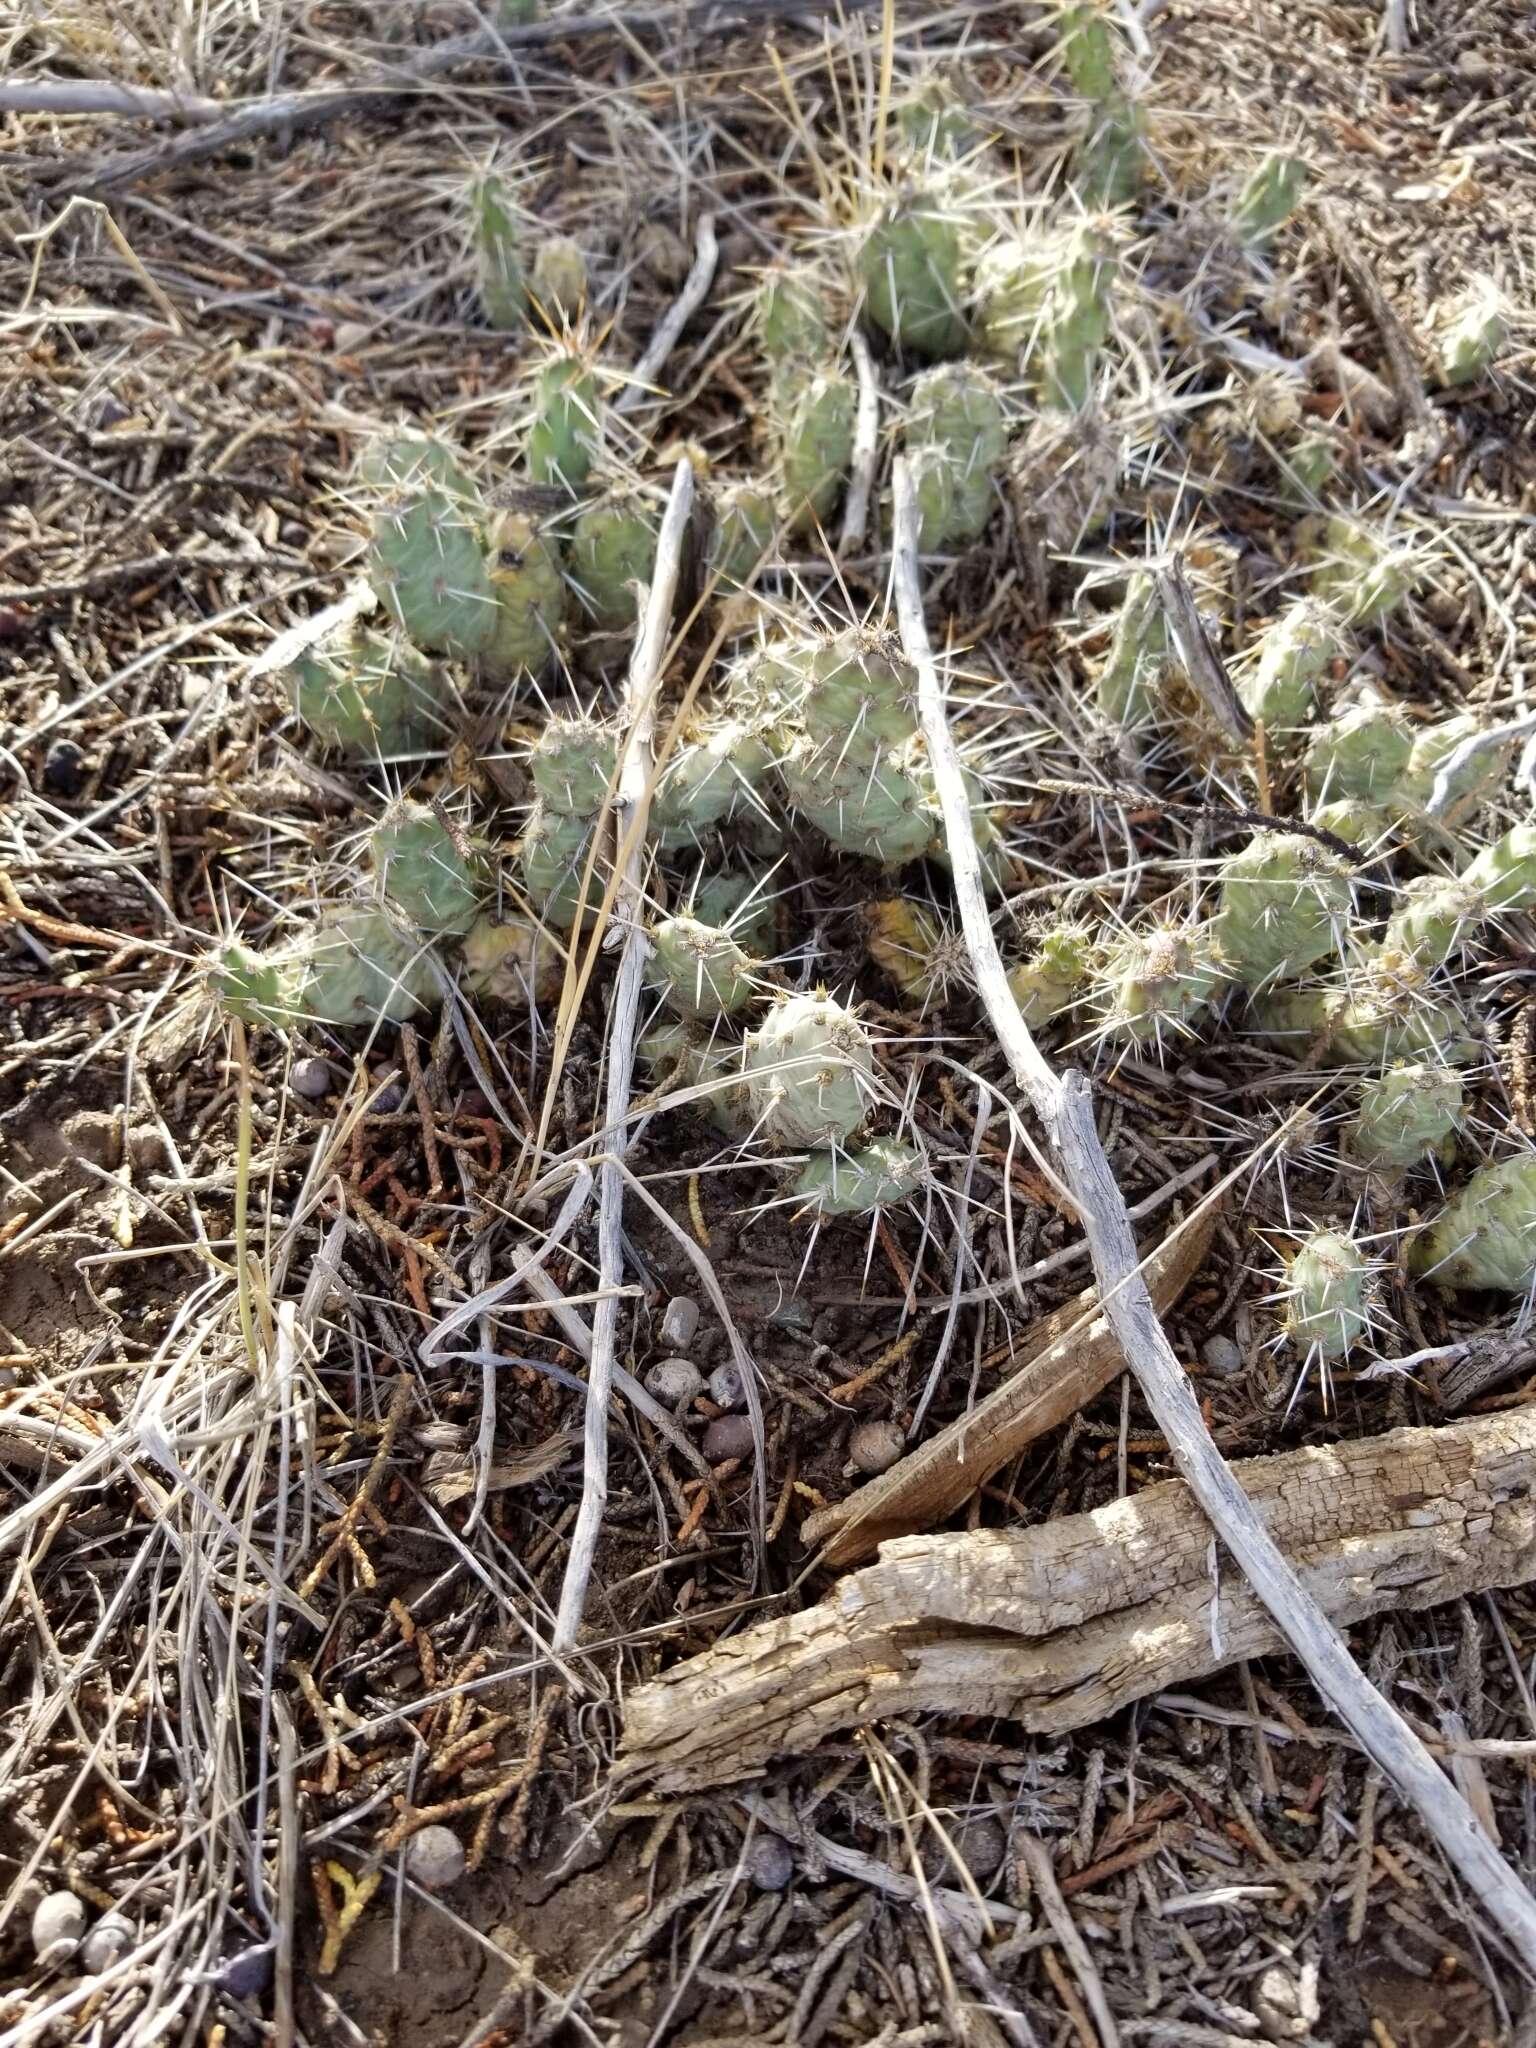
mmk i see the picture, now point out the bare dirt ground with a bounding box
[4,2,1536,2044]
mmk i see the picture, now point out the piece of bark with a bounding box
[802,1202,1217,1566]
[619,1406,1536,1790]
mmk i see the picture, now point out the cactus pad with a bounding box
[791,1138,926,1215]
[567,488,659,627]
[744,992,876,1147]
[1210,832,1353,989]
[856,188,970,358]
[286,619,445,758]
[370,799,485,937]
[1237,597,1347,732]
[1350,1064,1463,1173]
[1284,1228,1372,1359]
[1413,1153,1536,1293]
[648,914,760,1017]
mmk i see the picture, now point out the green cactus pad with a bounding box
[774,367,857,531]
[471,171,525,330]
[1074,95,1146,211]
[1463,823,1536,914]
[530,235,588,323]
[905,361,1007,541]
[1306,798,1395,852]
[780,732,936,865]
[686,870,777,955]
[972,233,1054,364]
[1057,4,1121,98]
[707,479,776,586]
[357,433,476,497]
[1097,571,1171,729]
[1279,430,1340,501]
[1284,1227,1371,1359]
[856,188,971,358]
[1006,923,1098,1028]
[369,485,496,661]
[1231,155,1309,248]
[1434,278,1509,388]
[526,351,602,492]
[1395,713,1512,827]
[286,619,445,758]
[483,508,565,677]
[754,263,833,362]
[653,720,773,846]
[744,991,876,1147]
[1098,922,1222,1047]
[1350,1065,1463,1173]
[1251,983,1482,1068]
[906,442,962,551]
[566,488,659,628]
[891,78,980,162]
[370,799,485,937]
[1308,517,1419,627]
[1412,1153,1536,1293]
[1380,874,1484,971]
[215,911,437,1030]
[1237,597,1348,731]
[517,800,594,928]
[639,1016,752,1134]
[205,939,310,1032]
[1302,702,1414,806]
[791,1137,927,1215]
[1210,832,1353,989]
[531,716,619,814]
[648,914,760,1018]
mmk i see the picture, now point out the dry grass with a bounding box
[3,2,1536,2044]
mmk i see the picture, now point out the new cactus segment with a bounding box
[1302,701,1414,806]
[773,367,857,531]
[1006,922,1098,1027]
[706,479,776,586]
[1462,823,1536,912]
[1209,832,1353,988]
[652,720,773,846]
[529,235,588,323]
[1349,1065,1463,1173]
[744,992,876,1147]
[471,170,525,330]
[369,799,485,937]
[1307,517,1419,627]
[566,487,659,627]
[791,1138,926,1215]
[1283,1227,1372,1359]
[865,899,954,1004]
[286,619,445,757]
[517,801,594,928]
[1412,1153,1536,1293]
[1097,571,1172,728]
[890,78,980,163]
[1230,154,1308,249]
[369,480,496,662]
[1433,276,1509,389]
[903,361,1007,543]
[1252,981,1482,1068]
[208,911,436,1031]
[526,350,602,492]
[856,186,971,358]
[1057,7,1144,208]
[1236,596,1348,731]
[1379,873,1484,972]
[755,263,833,363]
[687,869,776,955]
[530,715,618,814]
[1395,713,1512,828]
[647,915,760,1018]
[1097,921,1223,1046]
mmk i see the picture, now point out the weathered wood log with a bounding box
[618,1406,1536,1791]
[802,1203,1217,1566]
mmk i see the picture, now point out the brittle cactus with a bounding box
[1379,873,1484,972]
[744,992,876,1147]
[471,170,525,330]
[1209,832,1354,989]
[567,487,659,627]
[791,627,919,756]
[529,235,588,323]
[647,914,760,1017]
[707,479,776,587]
[1057,7,1144,207]
[461,910,562,1006]
[1006,922,1098,1028]
[653,719,773,847]
[791,1138,926,1215]
[1252,980,1482,1068]
[1463,822,1536,913]
[1097,921,1223,1047]
[358,433,475,496]
[369,798,486,937]
[1349,1064,1463,1173]
[856,186,971,358]
[1283,1227,1373,1359]
[1230,154,1308,249]
[890,77,980,163]
[1433,276,1510,389]
[1032,225,1116,410]
[1307,797,1394,852]
[780,734,937,865]
[482,508,566,675]
[369,480,495,662]
[1302,701,1414,806]
[639,1015,751,1134]
[864,898,956,1004]
[904,361,1007,542]
[773,366,857,531]
[1236,597,1348,731]
[286,618,445,757]
[517,800,594,927]
[531,715,619,814]
[1307,517,1419,627]
[755,262,833,362]
[1096,571,1172,728]
[687,869,777,955]
[1395,713,1512,828]
[208,912,436,1031]
[526,349,602,492]
[1412,1153,1536,1293]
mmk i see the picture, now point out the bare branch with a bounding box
[838,329,882,553]
[614,215,719,416]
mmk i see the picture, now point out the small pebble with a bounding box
[406,1824,467,1891]
[746,1834,794,1890]
[660,1295,700,1350]
[218,1946,274,2000]
[645,1357,704,1407]
[921,1814,1007,1885]
[369,1082,404,1115]
[42,740,84,798]
[31,1891,86,1962]
[703,1413,755,1463]
[849,1419,905,1475]
[707,1361,746,1411]
[1201,1335,1244,1378]
[80,1912,135,1975]
[289,1056,335,1101]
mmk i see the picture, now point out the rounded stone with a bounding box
[405,1824,467,1891]
[746,1834,794,1890]
[42,740,85,797]
[1200,1335,1244,1377]
[849,1419,905,1474]
[921,1814,1008,1884]
[707,1361,746,1411]
[31,1891,86,1960]
[703,1413,755,1463]
[645,1358,704,1407]
[289,1056,335,1101]
[80,1911,135,1975]
[660,1295,700,1350]
[219,1945,274,1999]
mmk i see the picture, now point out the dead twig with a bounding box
[614,215,719,415]
[839,329,882,553]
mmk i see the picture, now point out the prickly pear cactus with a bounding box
[1236,597,1347,732]
[370,799,485,937]
[906,442,961,551]
[1006,922,1098,1028]
[567,488,659,628]
[530,235,588,323]
[639,1016,751,1134]
[1433,276,1509,388]
[780,734,936,865]
[1209,832,1354,989]
[1098,922,1222,1047]
[1283,1227,1372,1359]
[707,479,776,587]
[1412,1152,1536,1293]
[792,628,919,756]
[686,870,776,955]
[1251,980,1482,1068]
[471,170,525,330]
[1074,94,1145,210]
[773,368,857,531]
[890,77,979,163]
[653,720,773,846]
[648,914,759,1017]
[527,351,601,492]
[1097,572,1171,729]
[461,910,561,1006]
[531,715,619,814]
[1307,798,1394,852]
[357,433,476,496]
[1395,713,1512,828]
[1230,154,1308,248]
[755,263,833,362]
[1349,1064,1463,1173]
[856,187,970,358]
[1379,873,1484,971]
[1302,701,1414,807]
[791,1138,926,1214]
[904,362,1007,542]
[286,618,444,757]
[483,508,566,676]
[517,800,594,928]
[972,232,1053,364]
[206,938,310,1032]
[369,482,495,662]
[1463,823,1536,913]
[1032,225,1116,411]
[744,992,875,1147]
[1308,517,1419,627]
[210,912,436,1031]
